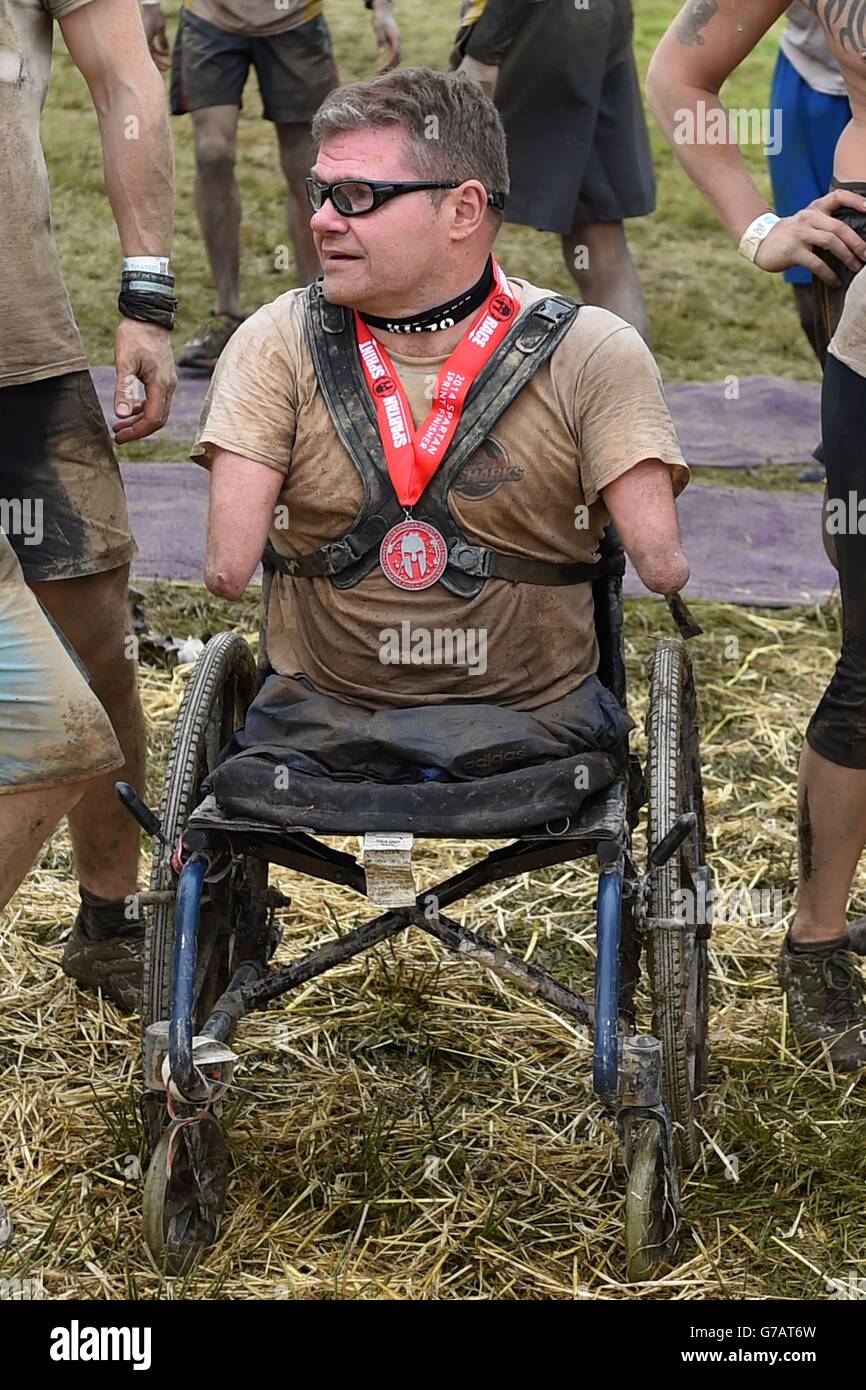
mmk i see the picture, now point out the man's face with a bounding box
[310,125,451,311]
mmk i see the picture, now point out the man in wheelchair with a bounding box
[191,66,690,819]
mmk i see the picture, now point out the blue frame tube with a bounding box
[592,863,623,1097]
[169,854,209,1102]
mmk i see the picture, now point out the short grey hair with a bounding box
[311,67,509,216]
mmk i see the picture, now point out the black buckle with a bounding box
[321,538,357,572]
[514,330,545,354]
[320,297,346,336]
[448,543,491,577]
[534,298,573,326]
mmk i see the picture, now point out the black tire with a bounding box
[143,633,258,1052]
[645,638,709,1169]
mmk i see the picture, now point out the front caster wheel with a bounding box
[142,1113,228,1274]
[624,1120,676,1283]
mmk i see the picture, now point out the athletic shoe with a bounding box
[778,936,866,1070]
[177,311,245,371]
[61,891,143,1014]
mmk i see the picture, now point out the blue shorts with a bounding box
[768,50,851,284]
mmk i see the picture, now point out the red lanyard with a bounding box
[353,258,517,507]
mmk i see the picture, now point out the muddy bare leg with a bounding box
[0,782,88,910]
[791,742,866,944]
[192,105,243,317]
[562,219,650,343]
[275,121,321,285]
[31,565,144,900]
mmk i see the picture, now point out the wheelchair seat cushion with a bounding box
[205,673,634,836]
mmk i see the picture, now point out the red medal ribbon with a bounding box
[353,258,517,507]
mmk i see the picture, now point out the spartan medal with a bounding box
[380,519,448,591]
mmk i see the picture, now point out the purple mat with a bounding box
[96,369,822,469]
[665,374,822,469]
[122,464,837,607]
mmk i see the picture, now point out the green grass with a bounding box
[43,0,817,385]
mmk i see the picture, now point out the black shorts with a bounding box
[806,353,866,769]
[450,0,654,233]
[0,371,135,583]
[170,8,339,124]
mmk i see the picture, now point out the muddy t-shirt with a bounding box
[192,278,689,710]
[0,0,92,387]
[187,0,322,38]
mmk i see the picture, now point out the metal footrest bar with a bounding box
[418,906,593,1025]
[239,906,415,1012]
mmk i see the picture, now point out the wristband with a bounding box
[121,269,176,298]
[118,287,178,331]
[122,255,171,276]
[738,212,780,264]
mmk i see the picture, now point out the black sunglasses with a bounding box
[306,176,506,217]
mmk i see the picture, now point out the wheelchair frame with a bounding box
[120,528,709,1281]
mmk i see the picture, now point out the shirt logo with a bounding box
[453,437,524,499]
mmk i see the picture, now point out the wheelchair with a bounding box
[118,526,711,1282]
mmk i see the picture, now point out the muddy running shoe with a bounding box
[778,935,866,1070]
[61,888,143,1015]
[177,311,245,371]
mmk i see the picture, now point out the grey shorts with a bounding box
[0,370,136,583]
[170,8,339,124]
[0,533,122,793]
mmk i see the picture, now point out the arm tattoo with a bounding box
[811,1,866,57]
[676,0,720,47]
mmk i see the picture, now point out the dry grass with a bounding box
[3,586,866,1301]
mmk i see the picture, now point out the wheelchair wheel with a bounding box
[142,1113,229,1276]
[645,637,709,1169]
[624,1120,676,1283]
[143,632,260,1082]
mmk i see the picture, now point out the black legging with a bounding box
[806,351,866,767]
